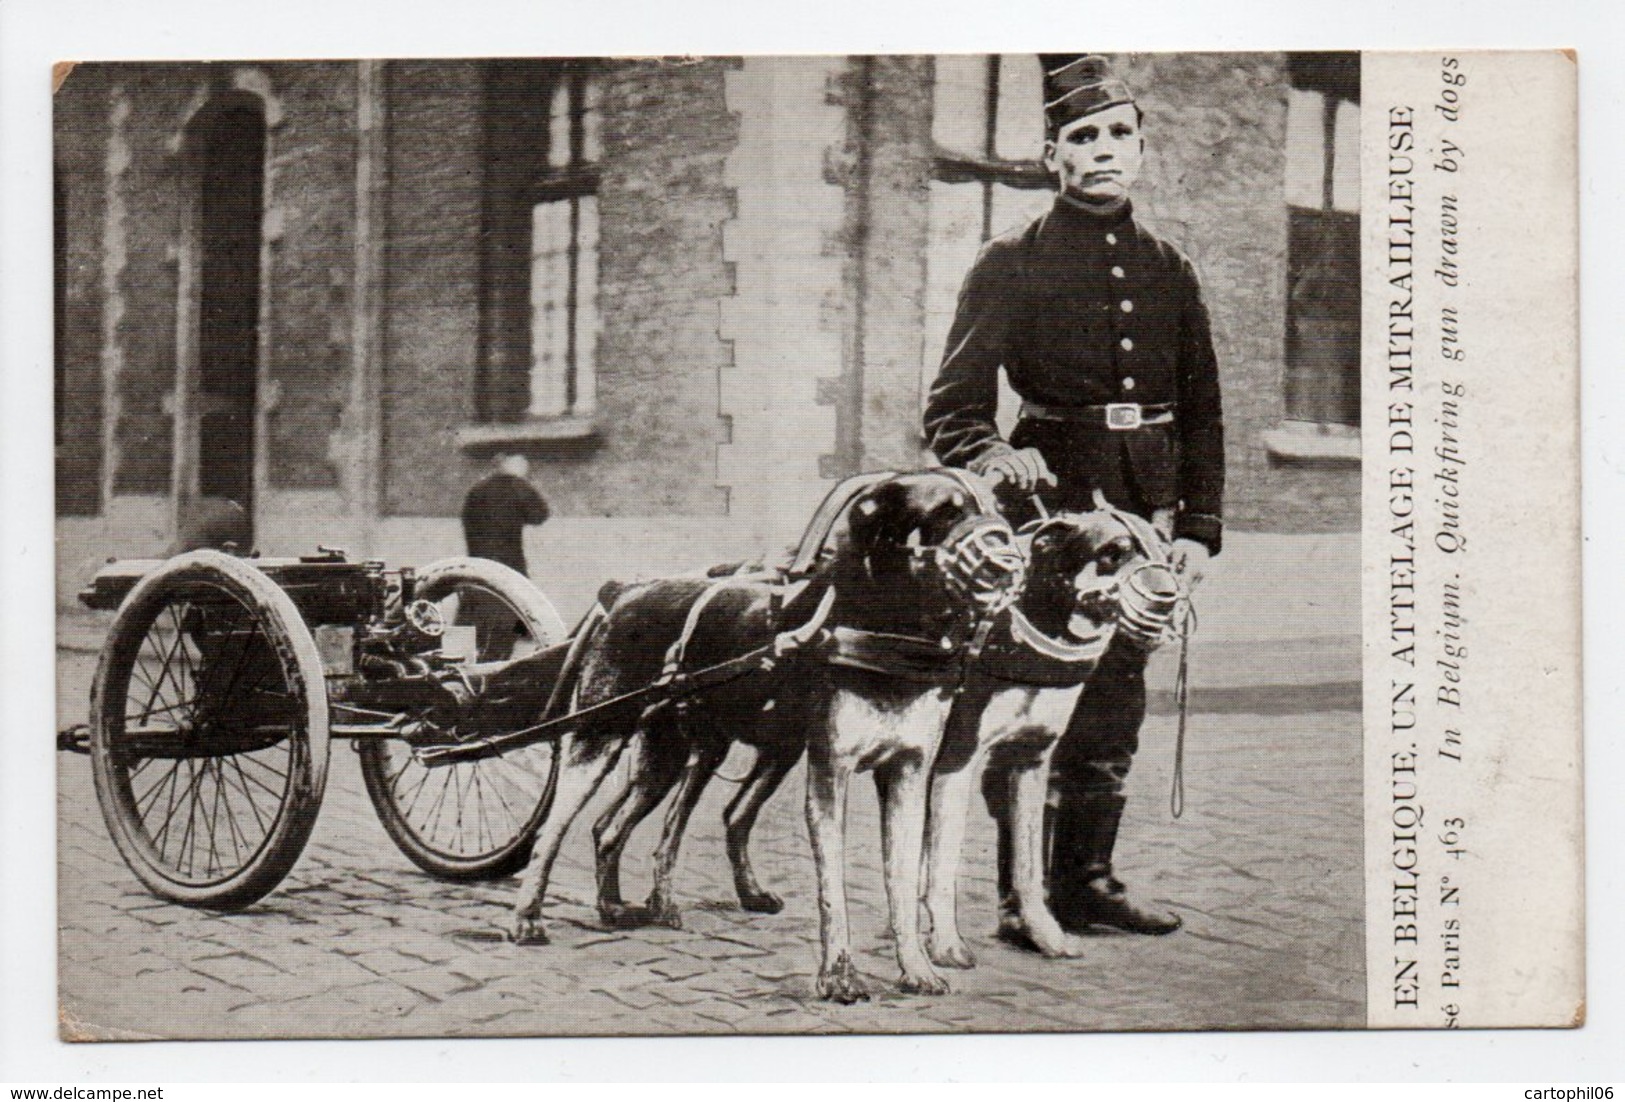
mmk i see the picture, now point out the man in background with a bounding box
[462,451,550,575]
[460,451,550,658]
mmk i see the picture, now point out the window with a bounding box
[921,55,1051,432]
[1280,53,1360,433]
[479,61,602,427]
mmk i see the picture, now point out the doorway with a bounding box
[178,97,266,549]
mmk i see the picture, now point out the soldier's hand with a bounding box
[974,448,1057,493]
[1169,538,1210,586]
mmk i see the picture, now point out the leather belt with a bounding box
[1020,401,1175,431]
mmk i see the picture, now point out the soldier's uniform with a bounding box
[924,57,1224,936]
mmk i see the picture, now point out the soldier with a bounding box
[924,55,1224,937]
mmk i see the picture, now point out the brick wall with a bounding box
[105,65,185,496]
[261,62,357,492]
[377,60,486,516]
[54,62,365,509]
[1116,52,1360,532]
[54,66,108,515]
[586,58,734,516]
[55,54,1356,542]
[378,58,736,519]
[840,55,936,474]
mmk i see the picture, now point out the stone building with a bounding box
[55,54,1360,620]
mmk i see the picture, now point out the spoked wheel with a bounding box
[357,558,567,881]
[88,550,330,909]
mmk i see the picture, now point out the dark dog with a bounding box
[589,572,803,930]
[919,507,1171,966]
[503,471,1023,1002]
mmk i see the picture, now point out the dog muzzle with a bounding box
[928,515,1026,612]
[1113,562,1183,650]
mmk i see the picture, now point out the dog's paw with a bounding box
[995,917,1084,959]
[896,966,951,996]
[738,889,784,915]
[816,952,871,1004]
[927,934,977,970]
[506,915,550,946]
[646,894,684,929]
[1032,931,1087,959]
[598,901,655,929]
[994,916,1040,952]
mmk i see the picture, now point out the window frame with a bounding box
[928,55,1051,235]
[469,59,602,445]
[1267,52,1363,462]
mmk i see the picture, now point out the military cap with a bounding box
[1042,54,1135,133]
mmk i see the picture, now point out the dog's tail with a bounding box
[544,597,613,719]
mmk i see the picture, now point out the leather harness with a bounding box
[419,474,1146,768]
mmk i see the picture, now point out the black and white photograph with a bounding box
[48,50,1381,1040]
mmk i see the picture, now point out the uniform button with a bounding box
[1123,377,1136,391]
[1120,300,1134,313]
[1111,266,1125,279]
[1120,337,1134,351]
[1105,233,1118,245]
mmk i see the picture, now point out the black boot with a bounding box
[1048,787,1181,936]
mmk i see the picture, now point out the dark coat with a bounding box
[923,197,1225,553]
[461,472,549,573]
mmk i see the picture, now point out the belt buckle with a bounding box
[1105,403,1142,431]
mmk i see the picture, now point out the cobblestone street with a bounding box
[57,614,1363,1039]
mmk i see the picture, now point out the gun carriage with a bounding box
[64,547,591,909]
[61,472,1183,915]
[60,476,875,911]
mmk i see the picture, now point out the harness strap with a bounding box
[775,583,836,656]
[822,626,961,683]
[787,471,899,577]
[539,602,608,722]
[662,576,840,694]
[1007,606,1111,665]
[660,579,737,691]
[974,607,1111,688]
[1170,598,1198,819]
[419,584,838,767]
[1091,488,1169,565]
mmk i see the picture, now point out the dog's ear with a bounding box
[1029,518,1095,567]
[1027,522,1067,561]
[842,478,913,558]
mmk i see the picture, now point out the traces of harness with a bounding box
[1170,597,1198,819]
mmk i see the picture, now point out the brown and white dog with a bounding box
[582,497,1170,997]
[919,506,1175,968]
[501,470,1023,1004]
